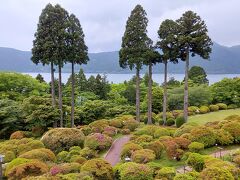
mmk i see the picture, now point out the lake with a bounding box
[23,73,240,85]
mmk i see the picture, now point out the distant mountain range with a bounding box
[0,42,240,74]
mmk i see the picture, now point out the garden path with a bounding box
[176,148,239,174]
[104,135,131,166]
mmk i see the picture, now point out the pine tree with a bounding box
[66,14,89,127]
[176,11,212,122]
[157,19,179,125]
[32,3,56,115]
[119,4,152,122]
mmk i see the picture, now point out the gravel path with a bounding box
[104,135,131,166]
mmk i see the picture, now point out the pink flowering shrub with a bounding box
[50,166,63,176]
[84,133,113,150]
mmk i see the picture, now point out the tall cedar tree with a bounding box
[119,5,152,121]
[157,19,179,125]
[144,48,161,124]
[67,14,89,127]
[32,4,57,126]
[176,11,212,122]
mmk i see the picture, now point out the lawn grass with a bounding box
[152,152,185,168]
[188,109,240,125]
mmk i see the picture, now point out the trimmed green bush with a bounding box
[176,116,185,128]
[199,106,210,114]
[132,149,156,163]
[132,135,153,146]
[3,151,15,163]
[209,105,219,112]
[70,155,87,165]
[222,121,240,142]
[200,167,234,180]
[188,142,204,153]
[120,142,142,160]
[79,147,98,159]
[154,128,171,138]
[216,103,228,110]
[81,158,113,180]
[166,118,175,126]
[84,133,112,150]
[214,129,234,145]
[228,104,238,109]
[173,137,191,149]
[41,128,85,153]
[56,151,69,163]
[118,162,154,180]
[186,153,205,172]
[19,148,56,162]
[156,167,176,180]
[143,140,164,159]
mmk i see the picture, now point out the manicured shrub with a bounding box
[172,110,184,118]
[163,140,183,160]
[174,171,200,180]
[166,118,175,126]
[69,146,81,152]
[67,149,81,158]
[109,118,123,128]
[209,105,219,112]
[173,137,191,149]
[120,142,143,160]
[132,135,153,146]
[156,167,176,180]
[190,126,216,147]
[224,115,240,121]
[134,125,158,136]
[56,151,69,163]
[132,149,156,163]
[186,153,205,172]
[50,163,81,175]
[10,131,26,140]
[200,167,234,180]
[176,116,185,128]
[159,136,173,142]
[122,118,139,131]
[188,106,200,113]
[19,148,56,162]
[214,129,234,145]
[188,142,204,153]
[146,162,162,175]
[80,147,98,159]
[80,126,92,136]
[216,103,228,110]
[84,133,112,151]
[233,155,240,166]
[18,139,45,155]
[3,151,15,163]
[154,128,171,138]
[143,115,156,125]
[6,159,48,180]
[158,112,175,120]
[118,162,154,180]
[81,158,113,180]
[57,172,94,180]
[144,140,164,159]
[5,158,32,175]
[103,126,117,137]
[158,119,164,125]
[89,119,109,133]
[41,128,85,153]
[70,155,87,165]
[199,106,210,114]
[174,123,196,137]
[222,121,240,142]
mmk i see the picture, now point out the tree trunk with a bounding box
[163,61,168,125]
[71,62,75,128]
[58,62,63,127]
[184,48,190,122]
[50,61,57,128]
[147,63,152,124]
[136,68,140,122]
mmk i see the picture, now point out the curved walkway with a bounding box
[177,148,239,174]
[104,135,131,166]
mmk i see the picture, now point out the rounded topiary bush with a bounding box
[156,167,176,180]
[222,121,240,142]
[132,149,156,163]
[199,106,210,114]
[209,105,219,112]
[120,142,142,160]
[143,115,156,125]
[10,131,27,140]
[81,158,113,180]
[216,103,228,110]
[200,167,234,180]
[166,118,175,126]
[188,142,204,153]
[56,151,69,163]
[143,140,164,159]
[176,116,185,128]
[118,162,154,180]
[103,126,117,137]
[109,118,123,128]
[132,135,153,146]
[50,163,81,175]
[5,158,48,179]
[19,148,56,162]
[190,126,216,147]
[186,153,205,172]
[84,133,113,151]
[154,128,171,138]
[41,128,85,153]
[214,129,234,145]
[227,104,238,109]
[173,137,191,149]
[79,147,98,159]
[70,155,87,165]
[89,119,109,133]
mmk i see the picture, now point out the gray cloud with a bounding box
[0,0,239,52]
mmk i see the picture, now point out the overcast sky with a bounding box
[0,0,239,52]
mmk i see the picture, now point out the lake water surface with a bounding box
[24,73,240,85]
